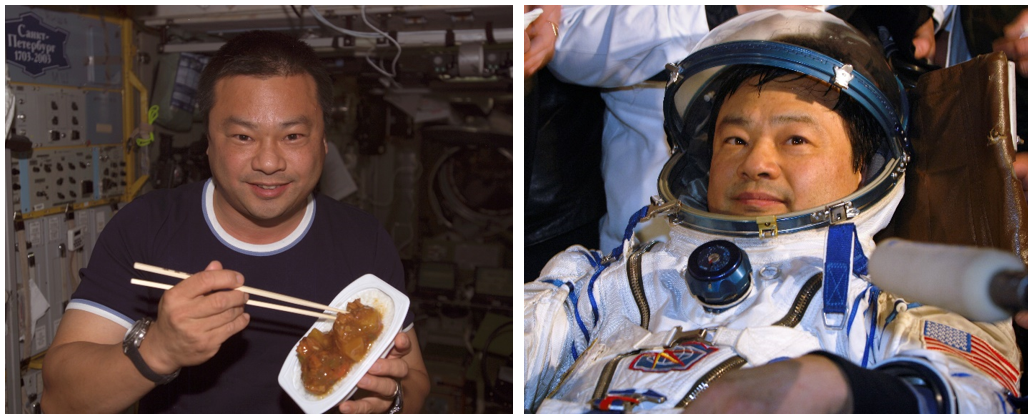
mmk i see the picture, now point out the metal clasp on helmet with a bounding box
[810,201,858,225]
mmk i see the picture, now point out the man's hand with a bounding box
[524,5,561,79]
[140,260,250,375]
[338,331,418,413]
[682,354,852,413]
[912,17,936,62]
[993,10,1028,77]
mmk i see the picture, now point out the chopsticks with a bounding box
[131,262,344,320]
[134,262,346,314]
[130,278,336,320]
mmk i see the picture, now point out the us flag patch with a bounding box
[922,321,1019,396]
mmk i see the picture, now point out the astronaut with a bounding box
[524,9,1021,414]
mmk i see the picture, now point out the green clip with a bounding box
[136,105,159,147]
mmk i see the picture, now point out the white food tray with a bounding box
[277,274,410,414]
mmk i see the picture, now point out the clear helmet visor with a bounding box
[658,8,909,237]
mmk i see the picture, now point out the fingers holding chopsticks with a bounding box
[140,260,251,376]
[159,260,250,332]
[166,260,249,325]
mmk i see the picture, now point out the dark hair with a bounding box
[196,30,333,130]
[706,65,880,174]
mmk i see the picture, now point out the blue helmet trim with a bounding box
[666,40,905,158]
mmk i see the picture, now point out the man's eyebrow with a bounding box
[717,113,824,129]
[224,116,258,130]
[278,116,312,128]
[716,114,752,129]
[222,115,312,129]
[771,113,821,128]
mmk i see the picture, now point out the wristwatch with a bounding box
[123,317,179,385]
[387,379,403,414]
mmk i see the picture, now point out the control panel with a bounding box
[11,145,125,213]
[10,85,88,148]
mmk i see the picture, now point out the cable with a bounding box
[359,6,403,83]
[288,5,304,38]
[308,6,383,38]
[307,6,402,84]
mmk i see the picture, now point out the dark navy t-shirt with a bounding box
[69,179,413,413]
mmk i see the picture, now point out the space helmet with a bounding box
[657,8,909,238]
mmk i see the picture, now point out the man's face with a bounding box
[207,74,327,230]
[707,75,861,216]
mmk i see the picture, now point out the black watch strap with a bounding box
[124,318,179,385]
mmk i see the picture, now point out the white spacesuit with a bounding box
[524,9,1021,414]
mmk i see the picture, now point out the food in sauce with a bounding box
[296,300,383,396]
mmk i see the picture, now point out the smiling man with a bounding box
[206,73,326,241]
[707,71,866,216]
[524,9,1019,414]
[41,31,428,414]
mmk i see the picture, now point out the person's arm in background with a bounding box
[524,248,603,412]
[914,5,947,62]
[548,6,708,88]
[525,5,561,79]
[911,15,937,62]
[826,5,942,63]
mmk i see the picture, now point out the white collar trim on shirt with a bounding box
[202,178,315,256]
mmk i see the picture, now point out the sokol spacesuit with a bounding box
[524,9,1021,414]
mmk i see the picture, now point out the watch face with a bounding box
[126,318,150,349]
[121,317,179,385]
